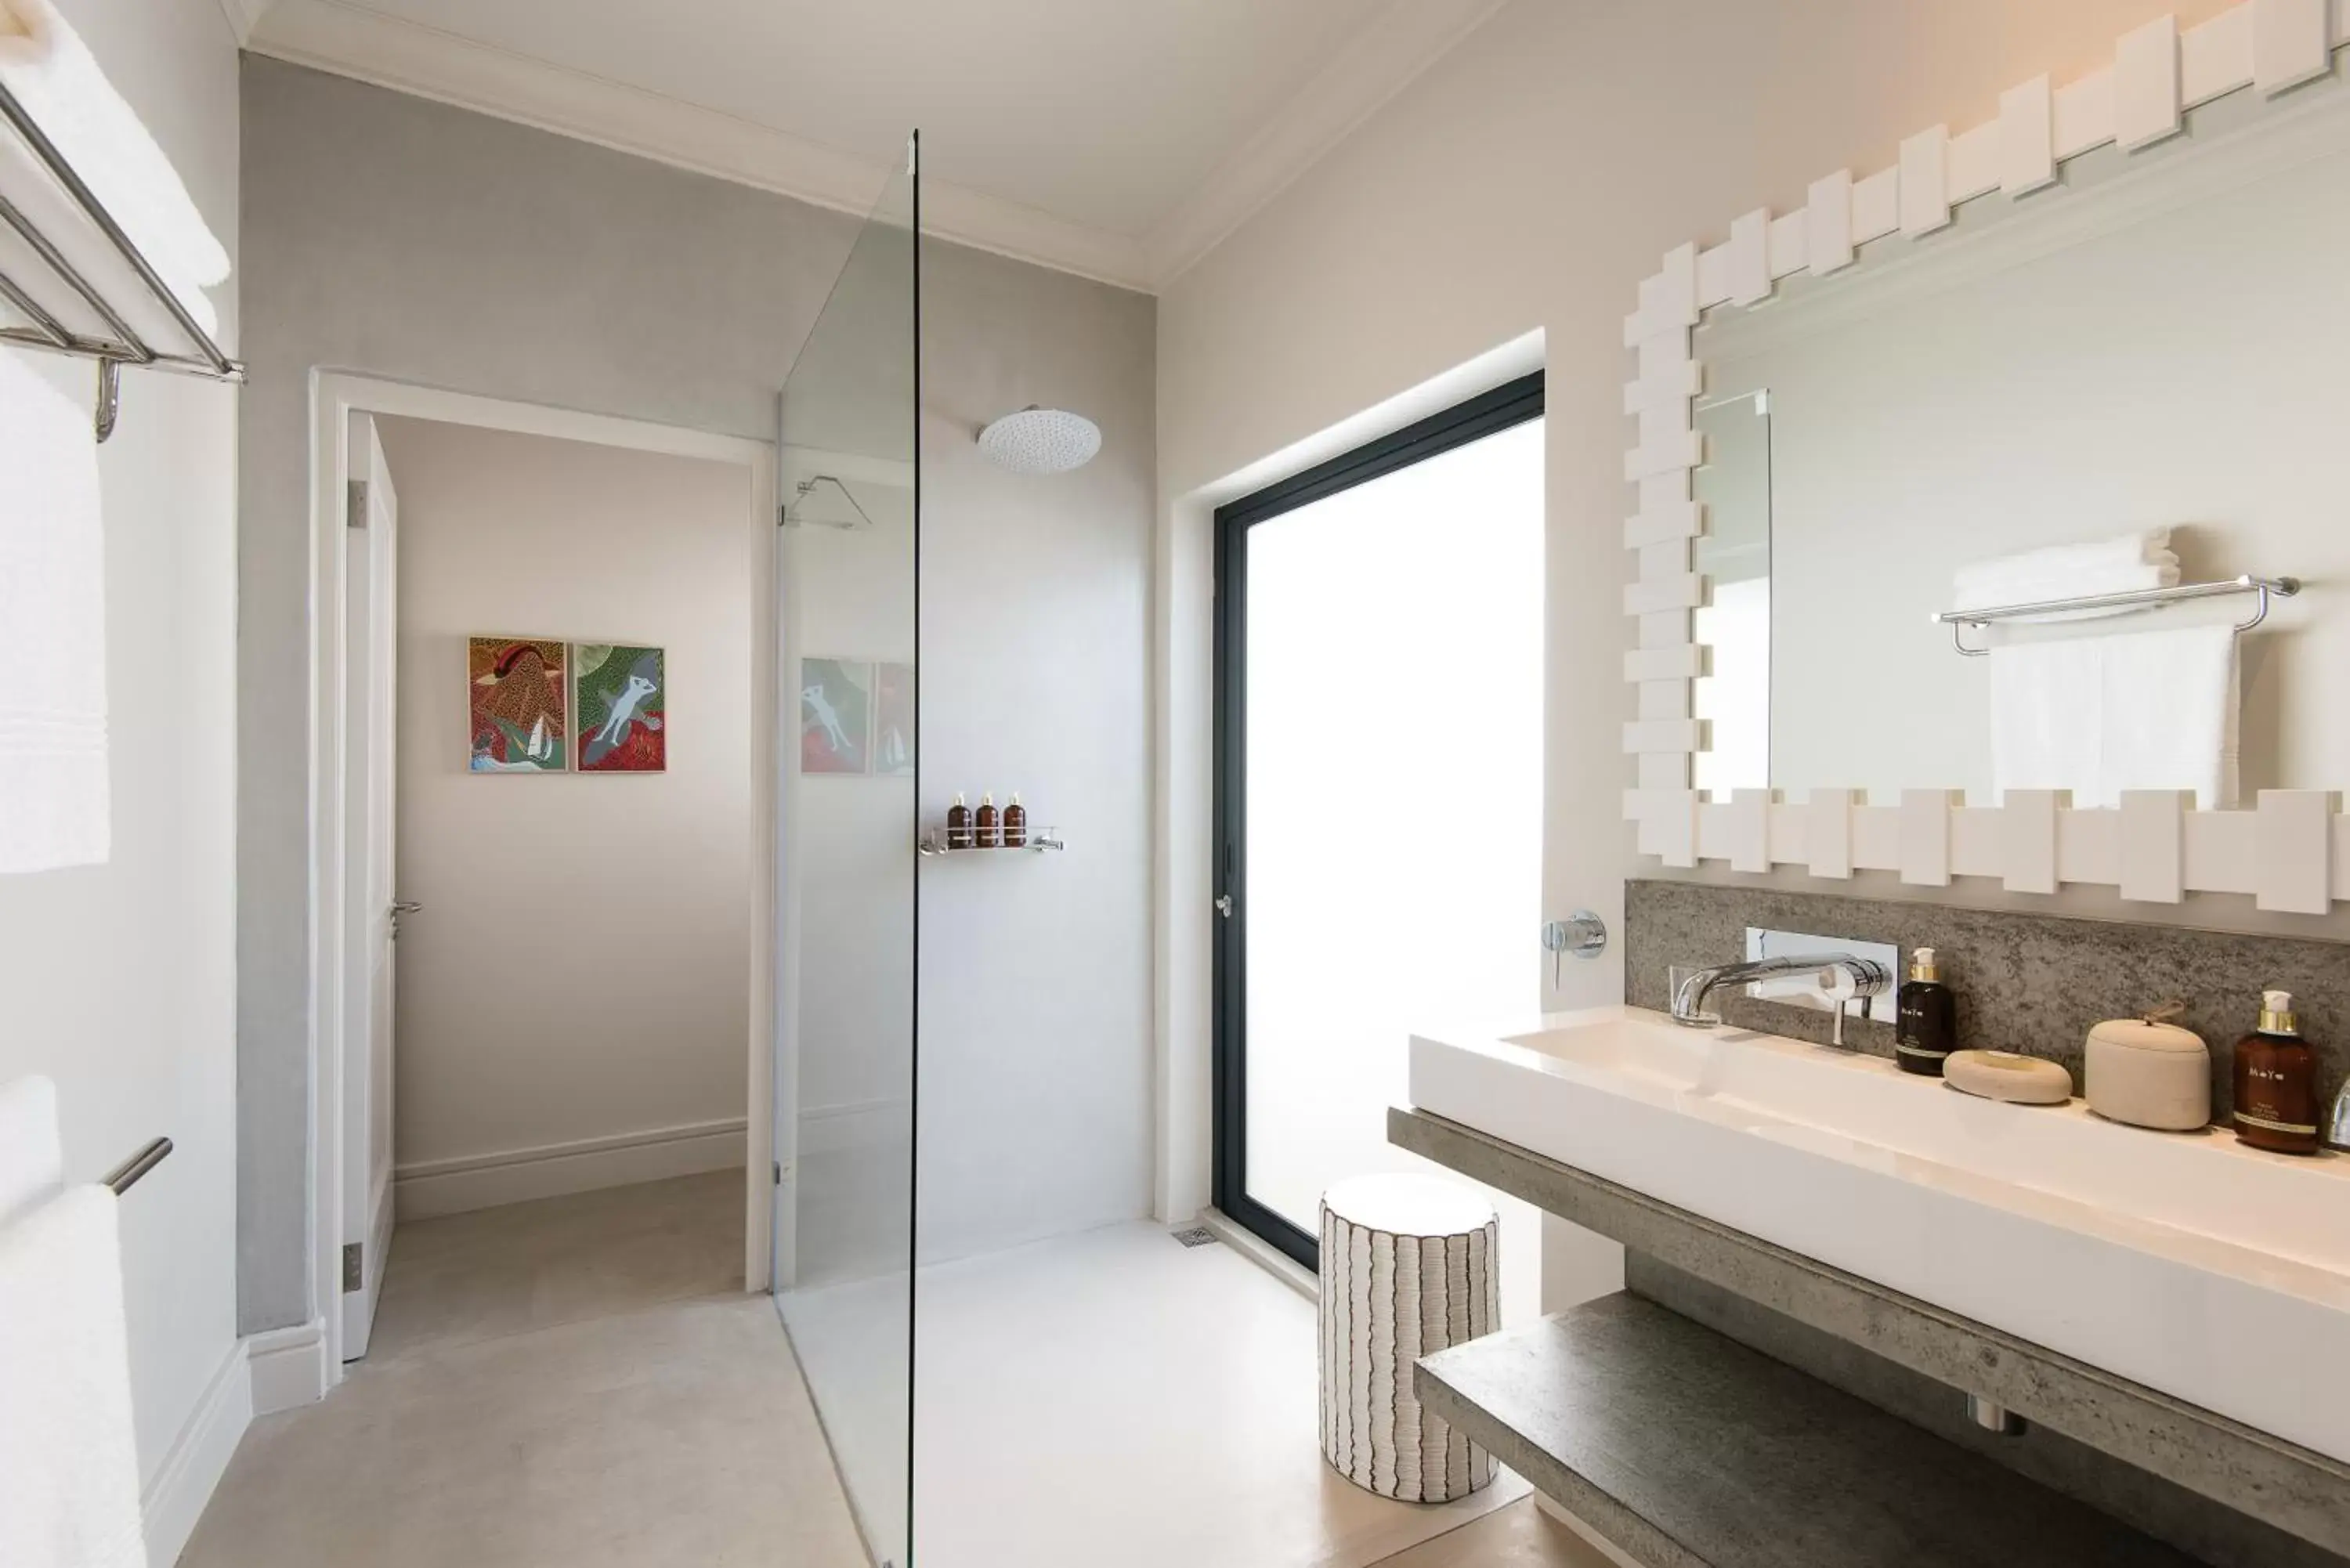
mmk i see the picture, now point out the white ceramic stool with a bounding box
[1318,1172,1499,1503]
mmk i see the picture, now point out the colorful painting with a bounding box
[468,637,567,771]
[872,662,914,776]
[801,657,870,775]
[573,644,667,772]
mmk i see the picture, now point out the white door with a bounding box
[342,414,401,1358]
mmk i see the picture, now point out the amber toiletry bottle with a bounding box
[976,793,1001,849]
[947,793,973,850]
[1003,793,1027,848]
[1895,947,1957,1078]
[2232,989,2319,1154]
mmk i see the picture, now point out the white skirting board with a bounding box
[139,1339,252,1568]
[247,1317,329,1415]
[136,1319,330,1563]
[393,1118,748,1220]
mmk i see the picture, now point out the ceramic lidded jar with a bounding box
[2084,1014,2211,1132]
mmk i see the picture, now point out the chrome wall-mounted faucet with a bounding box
[1669,951,1894,1047]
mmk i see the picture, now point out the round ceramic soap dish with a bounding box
[1943,1049,2073,1105]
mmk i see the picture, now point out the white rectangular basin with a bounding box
[1409,1005,2350,1461]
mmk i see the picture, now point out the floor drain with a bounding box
[1170,1225,1218,1248]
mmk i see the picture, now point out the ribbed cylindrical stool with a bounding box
[1318,1173,1499,1503]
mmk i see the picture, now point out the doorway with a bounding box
[309,378,777,1382]
[1211,374,1546,1270]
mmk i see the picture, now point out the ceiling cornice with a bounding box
[242,0,1507,294]
[217,0,270,47]
[1142,0,1506,288]
[244,0,1155,291]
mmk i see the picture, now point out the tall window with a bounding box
[1214,375,1545,1271]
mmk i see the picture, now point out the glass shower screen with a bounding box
[771,135,919,1567]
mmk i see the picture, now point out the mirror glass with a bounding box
[1690,90,2350,808]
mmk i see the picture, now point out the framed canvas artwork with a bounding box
[801,657,870,775]
[872,661,914,776]
[468,636,567,771]
[574,643,667,772]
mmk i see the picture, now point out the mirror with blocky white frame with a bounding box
[1622,0,2350,914]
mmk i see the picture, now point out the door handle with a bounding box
[391,901,425,915]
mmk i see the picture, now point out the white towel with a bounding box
[0,348,108,873]
[0,1186,148,1568]
[0,1075,63,1226]
[1953,528,2179,616]
[1991,622,2239,809]
[0,0,225,345]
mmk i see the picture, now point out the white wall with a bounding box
[916,246,1159,1263]
[1152,0,2290,1281]
[0,0,244,1553]
[378,417,754,1212]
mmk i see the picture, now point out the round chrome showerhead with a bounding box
[977,406,1101,475]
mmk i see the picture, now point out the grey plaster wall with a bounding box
[238,58,1154,1329]
[1624,878,2348,1123]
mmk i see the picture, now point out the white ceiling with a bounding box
[237,0,1505,290]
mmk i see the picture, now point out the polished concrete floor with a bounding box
[183,1176,1595,1567]
[182,1171,868,1568]
[1372,1500,1614,1567]
[899,1219,1564,1568]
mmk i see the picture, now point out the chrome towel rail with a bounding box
[0,79,244,442]
[1933,574,2300,657]
[103,1136,171,1196]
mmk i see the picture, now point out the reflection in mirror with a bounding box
[1691,391,1769,801]
[1690,89,2350,809]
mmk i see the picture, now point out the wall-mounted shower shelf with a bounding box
[918,826,1065,856]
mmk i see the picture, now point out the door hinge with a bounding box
[342,1241,363,1292]
[772,1160,783,1186]
[346,478,368,529]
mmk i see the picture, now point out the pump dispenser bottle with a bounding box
[947,793,973,850]
[2233,990,2319,1154]
[1895,947,1957,1077]
[975,792,1001,849]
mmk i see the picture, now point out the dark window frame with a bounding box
[1211,370,1546,1270]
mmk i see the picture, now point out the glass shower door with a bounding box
[772,135,918,1568]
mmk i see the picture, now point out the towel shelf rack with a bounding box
[1932,575,2300,657]
[0,80,243,442]
[102,1136,171,1196]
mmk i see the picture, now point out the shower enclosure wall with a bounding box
[772,139,919,1568]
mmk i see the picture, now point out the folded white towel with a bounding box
[0,1186,148,1568]
[1991,621,2239,809]
[0,1075,62,1227]
[1953,529,2178,615]
[0,349,108,873]
[0,0,226,345]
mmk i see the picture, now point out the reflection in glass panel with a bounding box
[771,139,917,1568]
[1692,390,1770,800]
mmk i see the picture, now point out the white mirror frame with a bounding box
[1622,0,2349,913]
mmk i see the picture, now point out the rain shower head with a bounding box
[977,406,1100,475]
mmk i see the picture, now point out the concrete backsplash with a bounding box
[1624,879,2348,1122]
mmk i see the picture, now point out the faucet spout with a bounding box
[1668,952,1895,1046]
